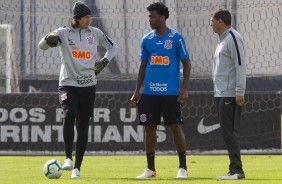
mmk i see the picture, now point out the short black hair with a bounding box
[147,2,169,19]
[211,9,231,26]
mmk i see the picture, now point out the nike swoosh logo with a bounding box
[197,118,220,134]
[225,102,232,105]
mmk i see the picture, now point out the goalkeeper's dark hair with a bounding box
[211,9,231,26]
[71,19,80,28]
[147,2,169,20]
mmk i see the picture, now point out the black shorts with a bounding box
[58,86,96,118]
[137,94,183,125]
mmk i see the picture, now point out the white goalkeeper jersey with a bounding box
[39,26,118,87]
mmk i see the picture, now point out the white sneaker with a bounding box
[62,158,73,171]
[176,168,188,179]
[71,168,80,178]
[216,172,245,180]
[136,168,156,179]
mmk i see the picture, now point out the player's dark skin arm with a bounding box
[178,58,191,103]
[130,60,148,107]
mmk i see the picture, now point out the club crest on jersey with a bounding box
[87,36,94,45]
[164,40,173,49]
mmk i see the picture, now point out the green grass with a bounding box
[0,155,281,184]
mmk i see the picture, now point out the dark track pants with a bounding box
[215,97,244,174]
[59,86,96,171]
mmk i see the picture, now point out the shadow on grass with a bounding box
[91,177,282,181]
[102,177,213,181]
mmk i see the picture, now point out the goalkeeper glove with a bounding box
[45,32,62,47]
[94,58,109,75]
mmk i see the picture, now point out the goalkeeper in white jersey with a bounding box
[38,1,118,179]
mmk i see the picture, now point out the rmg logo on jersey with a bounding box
[72,50,91,59]
[150,56,170,65]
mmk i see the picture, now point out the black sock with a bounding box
[178,151,187,170]
[146,152,155,171]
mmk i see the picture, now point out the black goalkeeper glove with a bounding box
[94,58,109,75]
[45,32,62,47]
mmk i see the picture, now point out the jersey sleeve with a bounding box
[96,28,118,61]
[228,34,246,96]
[53,27,63,38]
[140,36,148,61]
[176,34,189,60]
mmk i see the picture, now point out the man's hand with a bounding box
[130,91,141,107]
[45,32,62,47]
[94,58,109,75]
[177,89,189,104]
[236,96,245,106]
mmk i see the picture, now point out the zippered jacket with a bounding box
[213,27,246,97]
[39,26,118,87]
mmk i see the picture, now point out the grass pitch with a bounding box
[0,155,281,184]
